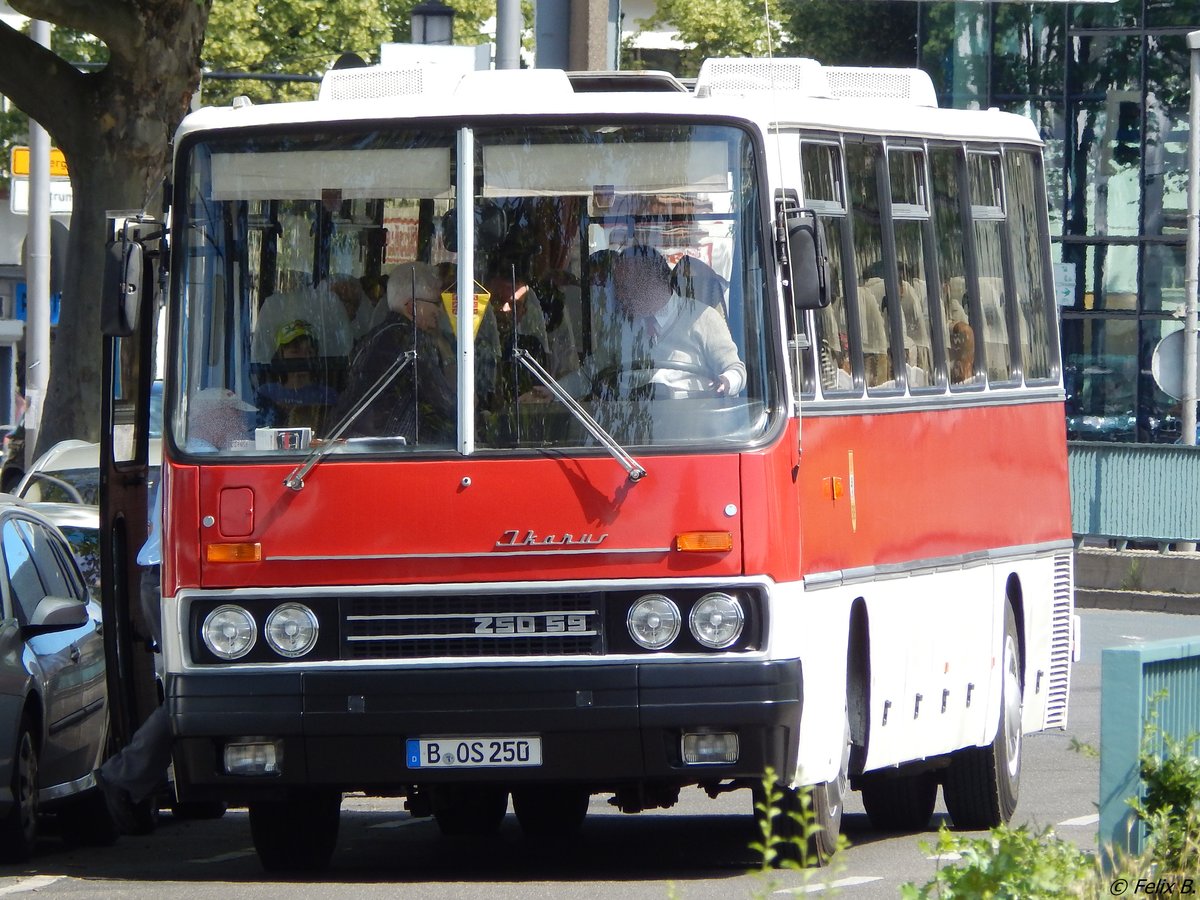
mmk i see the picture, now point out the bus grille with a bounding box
[340,592,604,659]
[1044,553,1074,728]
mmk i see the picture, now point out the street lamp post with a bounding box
[411,0,455,45]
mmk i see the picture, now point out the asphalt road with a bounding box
[0,607,1196,898]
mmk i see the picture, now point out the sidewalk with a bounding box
[1075,547,1200,614]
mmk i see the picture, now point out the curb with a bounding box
[1075,588,1200,615]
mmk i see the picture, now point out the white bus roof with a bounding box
[177,57,1042,149]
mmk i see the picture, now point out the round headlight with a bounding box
[264,603,319,658]
[627,594,681,650]
[202,605,257,660]
[689,592,745,649]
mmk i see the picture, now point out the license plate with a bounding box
[406,737,543,769]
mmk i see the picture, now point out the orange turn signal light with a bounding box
[207,542,262,563]
[675,531,733,553]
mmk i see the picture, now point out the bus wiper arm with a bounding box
[514,349,646,483]
[284,350,417,491]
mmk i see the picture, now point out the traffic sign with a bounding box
[9,176,72,215]
[9,145,68,178]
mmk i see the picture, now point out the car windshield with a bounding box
[20,467,99,505]
[175,120,777,459]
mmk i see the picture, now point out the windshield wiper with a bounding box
[283,350,416,491]
[514,349,646,483]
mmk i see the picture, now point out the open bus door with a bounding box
[99,215,163,756]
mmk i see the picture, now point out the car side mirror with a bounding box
[23,595,88,637]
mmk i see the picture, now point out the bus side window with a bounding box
[846,140,896,392]
[931,147,981,388]
[1005,149,1055,382]
[800,140,855,396]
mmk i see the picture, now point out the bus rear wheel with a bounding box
[512,785,589,837]
[431,784,508,836]
[944,603,1022,829]
[249,790,341,872]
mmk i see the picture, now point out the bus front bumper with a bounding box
[167,659,801,801]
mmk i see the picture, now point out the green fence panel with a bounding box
[1069,442,1200,544]
[1099,636,1200,867]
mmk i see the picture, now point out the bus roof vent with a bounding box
[318,43,490,102]
[823,66,938,107]
[319,65,427,102]
[694,58,830,99]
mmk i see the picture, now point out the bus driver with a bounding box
[611,245,746,399]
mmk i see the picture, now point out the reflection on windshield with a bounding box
[177,122,774,457]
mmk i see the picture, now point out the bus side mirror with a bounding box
[784,208,830,311]
[102,236,144,337]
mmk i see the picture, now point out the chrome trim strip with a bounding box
[265,546,671,561]
[802,386,1065,418]
[347,609,600,621]
[40,770,94,803]
[803,539,1075,591]
[347,630,600,642]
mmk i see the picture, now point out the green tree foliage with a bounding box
[201,0,504,106]
[782,0,917,67]
[633,0,786,78]
[0,0,210,450]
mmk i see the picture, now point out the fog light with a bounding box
[681,731,739,765]
[224,739,282,775]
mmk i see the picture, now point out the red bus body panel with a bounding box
[797,400,1071,575]
[163,453,750,593]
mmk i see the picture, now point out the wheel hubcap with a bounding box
[1002,634,1022,779]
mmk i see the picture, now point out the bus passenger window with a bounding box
[846,141,895,391]
[931,148,981,388]
[1005,150,1054,381]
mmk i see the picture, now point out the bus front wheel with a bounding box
[943,603,1022,829]
[249,790,341,872]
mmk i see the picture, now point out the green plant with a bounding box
[900,824,1093,899]
[749,767,849,895]
[1129,704,1200,873]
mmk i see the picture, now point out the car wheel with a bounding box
[0,720,39,862]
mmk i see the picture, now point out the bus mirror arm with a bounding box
[514,350,647,483]
[283,350,417,491]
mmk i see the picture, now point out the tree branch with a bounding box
[9,0,142,61]
[0,20,89,144]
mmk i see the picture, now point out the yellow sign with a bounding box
[10,146,68,178]
[441,284,491,338]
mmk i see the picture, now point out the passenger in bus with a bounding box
[329,275,375,344]
[184,388,257,452]
[949,320,977,384]
[484,256,584,400]
[255,319,339,430]
[330,261,458,444]
[610,245,745,398]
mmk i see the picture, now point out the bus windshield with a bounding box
[174,121,776,458]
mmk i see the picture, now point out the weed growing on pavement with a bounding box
[748,767,849,896]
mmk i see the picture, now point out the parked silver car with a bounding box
[0,498,115,859]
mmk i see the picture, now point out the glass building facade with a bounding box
[912,1,1200,442]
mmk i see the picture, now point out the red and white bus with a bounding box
[100,54,1075,870]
